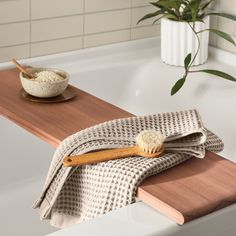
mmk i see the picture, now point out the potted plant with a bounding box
[138,0,236,95]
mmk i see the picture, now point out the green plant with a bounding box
[138,0,236,95]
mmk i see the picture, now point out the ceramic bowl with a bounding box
[20,67,69,98]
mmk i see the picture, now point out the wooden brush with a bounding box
[63,130,165,167]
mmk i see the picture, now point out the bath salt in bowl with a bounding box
[20,67,69,98]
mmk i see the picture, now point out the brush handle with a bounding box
[63,146,138,167]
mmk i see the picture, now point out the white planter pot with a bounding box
[161,16,210,66]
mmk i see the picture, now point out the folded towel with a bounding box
[33,109,224,228]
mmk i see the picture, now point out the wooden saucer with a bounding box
[21,85,77,103]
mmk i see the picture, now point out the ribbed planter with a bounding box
[161,16,210,66]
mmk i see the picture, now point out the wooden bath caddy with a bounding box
[0,68,236,225]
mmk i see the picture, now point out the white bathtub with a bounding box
[0,117,57,235]
[1,37,236,236]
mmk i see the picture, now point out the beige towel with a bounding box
[33,109,224,228]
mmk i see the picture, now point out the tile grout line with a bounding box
[0,24,161,50]
[29,0,32,58]
[0,5,150,27]
[82,0,85,48]
[215,3,220,49]
[0,43,30,49]
[130,0,133,41]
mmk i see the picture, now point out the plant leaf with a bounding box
[152,0,180,10]
[205,29,236,46]
[171,77,186,96]
[197,69,236,82]
[152,15,166,24]
[149,2,160,8]
[152,12,176,24]
[201,0,214,11]
[206,12,236,21]
[184,53,192,70]
[150,1,179,19]
[165,14,179,21]
[189,0,201,22]
[137,10,164,24]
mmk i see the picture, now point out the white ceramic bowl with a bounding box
[20,67,69,98]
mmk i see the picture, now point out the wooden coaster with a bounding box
[20,85,77,103]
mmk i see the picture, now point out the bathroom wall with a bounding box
[209,0,236,54]
[0,0,160,62]
[0,0,235,63]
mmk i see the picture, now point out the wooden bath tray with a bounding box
[0,68,236,224]
[138,151,236,224]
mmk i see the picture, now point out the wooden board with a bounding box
[1,68,236,224]
[138,151,236,224]
[0,68,131,147]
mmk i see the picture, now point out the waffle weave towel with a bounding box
[33,109,224,228]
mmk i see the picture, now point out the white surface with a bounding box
[0,117,57,236]
[0,37,236,236]
[161,17,209,66]
[48,203,236,236]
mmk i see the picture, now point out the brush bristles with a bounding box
[136,130,164,154]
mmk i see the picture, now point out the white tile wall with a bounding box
[85,9,131,34]
[0,0,30,24]
[0,0,235,62]
[85,0,131,13]
[31,16,83,42]
[208,0,236,53]
[0,0,157,62]
[31,0,84,19]
[84,30,130,48]
[0,22,30,47]
[209,15,218,46]
[0,44,30,62]
[217,18,236,53]
[31,37,83,57]
[132,0,150,7]
[131,25,160,40]
[132,6,157,27]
